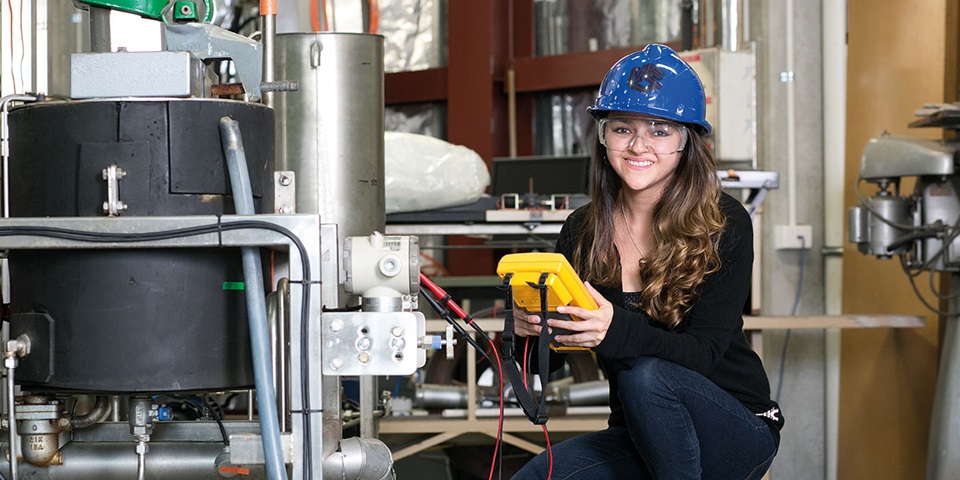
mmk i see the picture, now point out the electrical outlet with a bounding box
[774,225,813,250]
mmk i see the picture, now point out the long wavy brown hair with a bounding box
[572,130,725,329]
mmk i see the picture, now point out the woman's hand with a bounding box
[549,283,614,348]
[512,307,544,337]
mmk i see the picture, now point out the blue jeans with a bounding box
[512,357,777,480]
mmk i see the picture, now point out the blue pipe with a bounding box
[219,116,287,480]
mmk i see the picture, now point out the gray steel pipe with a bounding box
[266,278,290,433]
[261,10,276,111]
[700,0,746,51]
[414,384,470,410]
[322,437,394,480]
[88,6,111,53]
[562,380,610,407]
[70,396,110,430]
[220,117,286,480]
[3,441,259,480]
[414,381,610,409]
[6,358,17,480]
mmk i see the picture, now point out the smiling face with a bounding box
[601,112,687,202]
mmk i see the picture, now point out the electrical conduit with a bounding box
[219,116,287,480]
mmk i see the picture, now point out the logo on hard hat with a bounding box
[628,65,665,93]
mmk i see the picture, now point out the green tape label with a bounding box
[222,282,245,291]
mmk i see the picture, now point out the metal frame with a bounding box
[0,213,327,480]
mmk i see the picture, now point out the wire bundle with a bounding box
[419,273,553,480]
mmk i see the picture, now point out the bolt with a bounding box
[390,325,404,337]
[330,319,343,332]
[390,337,406,350]
[279,204,293,214]
[358,352,370,364]
[356,337,372,351]
[330,357,343,370]
[278,174,292,186]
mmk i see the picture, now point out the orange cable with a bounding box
[309,0,320,32]
[368,0,379,33]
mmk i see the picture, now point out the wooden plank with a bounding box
[390,431,462,461]
[500,432,545,455]
[384,68,448,104]
[742,315,925,330]
[379,416,608,435]
[425,315,925,335]
[511,42,683,93]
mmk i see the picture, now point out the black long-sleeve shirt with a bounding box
[536,192,783,445]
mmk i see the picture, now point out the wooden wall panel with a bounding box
[841,0,955,477]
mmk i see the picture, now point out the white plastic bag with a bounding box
[385,131,491,214]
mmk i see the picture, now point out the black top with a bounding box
[537,192,783,445]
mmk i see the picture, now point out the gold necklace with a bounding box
[620,201,646,268]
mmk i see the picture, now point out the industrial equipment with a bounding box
[848,103,960,480]
[0,1,439,479]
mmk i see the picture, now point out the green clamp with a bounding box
[173,1,198,21]
[76,0,213,23]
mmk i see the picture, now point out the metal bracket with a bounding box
[101,165,127,216]
[275,171,296,215]
[165,23,263,100]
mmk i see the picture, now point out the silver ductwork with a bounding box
[700,0,748,51]
[322,437,395,480]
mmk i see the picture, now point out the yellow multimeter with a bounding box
[496,253,598,351]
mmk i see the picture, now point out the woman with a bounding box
[511,44,782,480]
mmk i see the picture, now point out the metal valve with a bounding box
[419,324,457,360]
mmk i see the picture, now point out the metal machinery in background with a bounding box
[848,104,960,480]
[0,1,435,479]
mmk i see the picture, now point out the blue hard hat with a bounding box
[587,44,711,134]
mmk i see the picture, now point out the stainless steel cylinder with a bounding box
[563,380,610,407]
[699,0,747,50]
[5,441,259,480]
[415,384,469,409]
[274,33,385,242]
